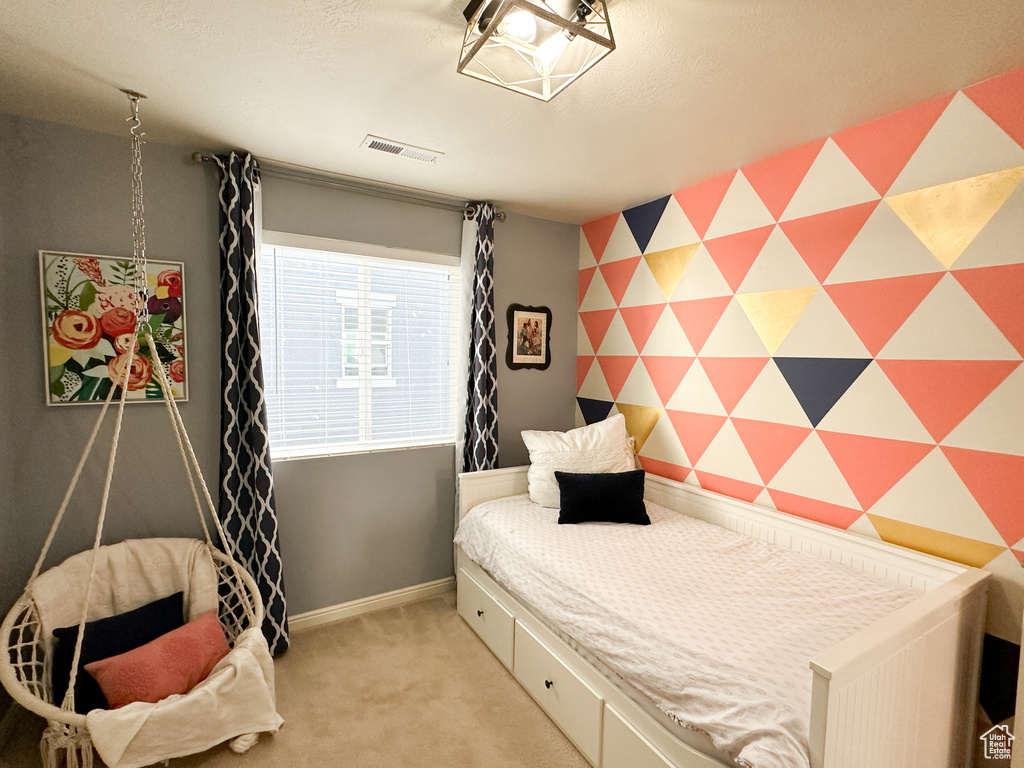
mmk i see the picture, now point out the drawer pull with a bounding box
[544,679,553,689]
[476,609,484,617]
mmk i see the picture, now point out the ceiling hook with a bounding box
[120,88,147,138]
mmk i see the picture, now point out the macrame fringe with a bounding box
[41,722,93,768]
[229,732,259,753]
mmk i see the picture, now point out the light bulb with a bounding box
[533,31,570,75]
[498,10,537,43]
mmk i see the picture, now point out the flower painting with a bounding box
[39,251,188,405]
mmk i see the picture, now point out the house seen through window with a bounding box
[259,233,461,459]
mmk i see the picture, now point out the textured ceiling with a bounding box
[1,0,1023,224]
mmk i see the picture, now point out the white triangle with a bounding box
[847,514,882,541]
[618,259,665,308]
[638,410,688,466]
[579,230,597,269]
[731,360,813,428]
[738,226,819,293]
[869,449,1006,546]
[877,273,1021,360]
[780,138,881,221]
[953,175,1024,270]
[889,92,1024,196]
[617,360,662,408]
[943,366,1024,455]
[644,195,701,253]
[815,361,934,443]
[574,402,586,428]
[578,269,617,311]
[753,488,776,510]
[577,315,594,356]
[669,245,733,301]
[693,419,764,486]
[978,549,1023,640]
[701,298,772,357]
[597,312,638,356]
[826,202,944,284]
[665,359,726,415]
[774,290,871,358]
[578,360,613,401]
[703,170,777,240]
[600,215,642,264]
[768,431,861,509]
[641,307,695,356]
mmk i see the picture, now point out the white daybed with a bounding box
[455,466,989,768]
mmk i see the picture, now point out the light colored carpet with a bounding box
[0,592,590,767]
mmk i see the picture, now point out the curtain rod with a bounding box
[191,153,506,221]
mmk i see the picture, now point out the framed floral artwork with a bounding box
[39,251,188,405]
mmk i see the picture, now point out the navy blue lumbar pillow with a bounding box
[554,469,650,525]
[51,591,185,714]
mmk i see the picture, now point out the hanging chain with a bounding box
[123,90,149,331]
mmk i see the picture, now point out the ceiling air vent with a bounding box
[361,135,443,164]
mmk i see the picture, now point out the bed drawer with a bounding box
[513,622,603,766]
[603,705,675,768]
[457,569,514,669]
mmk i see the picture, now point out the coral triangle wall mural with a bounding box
[577,65,1024,653]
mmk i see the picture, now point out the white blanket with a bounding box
[455,495,917,768]
[86,627,283,768]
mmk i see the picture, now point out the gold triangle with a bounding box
[736,286,818,355]
[867,514,1006,568]
[615,404,662,454]
[644,243,699,300]
[885,165,1024,269]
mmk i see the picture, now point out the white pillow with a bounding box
[521,413,637,508]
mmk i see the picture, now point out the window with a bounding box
[259,232,461,460]
[336,290,396,386]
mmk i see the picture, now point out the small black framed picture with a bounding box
[506,304,551,370]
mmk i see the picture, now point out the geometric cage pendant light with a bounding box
[458,0,614,102]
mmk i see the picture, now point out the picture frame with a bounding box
[506,303,551,370]
[39,250,188,405]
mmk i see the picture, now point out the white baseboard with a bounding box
[289,576,455,633]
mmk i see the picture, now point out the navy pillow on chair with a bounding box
[51,591,185,714]
[554,469,650,525]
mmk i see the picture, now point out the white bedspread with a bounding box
[454,495,917,768]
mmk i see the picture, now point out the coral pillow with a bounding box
[85,610,230,708]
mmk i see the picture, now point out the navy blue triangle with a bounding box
[577,397,615,425]
[622,195,671,253]
[774,358,872,427]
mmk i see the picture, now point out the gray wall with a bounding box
[494,212,579,467]
[0,114,222,619]
[260,176,578,613]
[0,113,579,621]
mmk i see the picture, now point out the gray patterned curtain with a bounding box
[462,202,499,472]
[214,152,289,655]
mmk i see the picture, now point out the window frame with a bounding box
[259,230,462,461]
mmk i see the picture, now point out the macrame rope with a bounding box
[27,372,123,587]
[149,341,213,548]
[147,334,255,624]
[61,342,136,711]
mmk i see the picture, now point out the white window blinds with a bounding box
[259,233,461,460]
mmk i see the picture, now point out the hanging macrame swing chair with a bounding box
[0,92,282,768]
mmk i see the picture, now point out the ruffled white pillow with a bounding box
[521,413,637,508]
